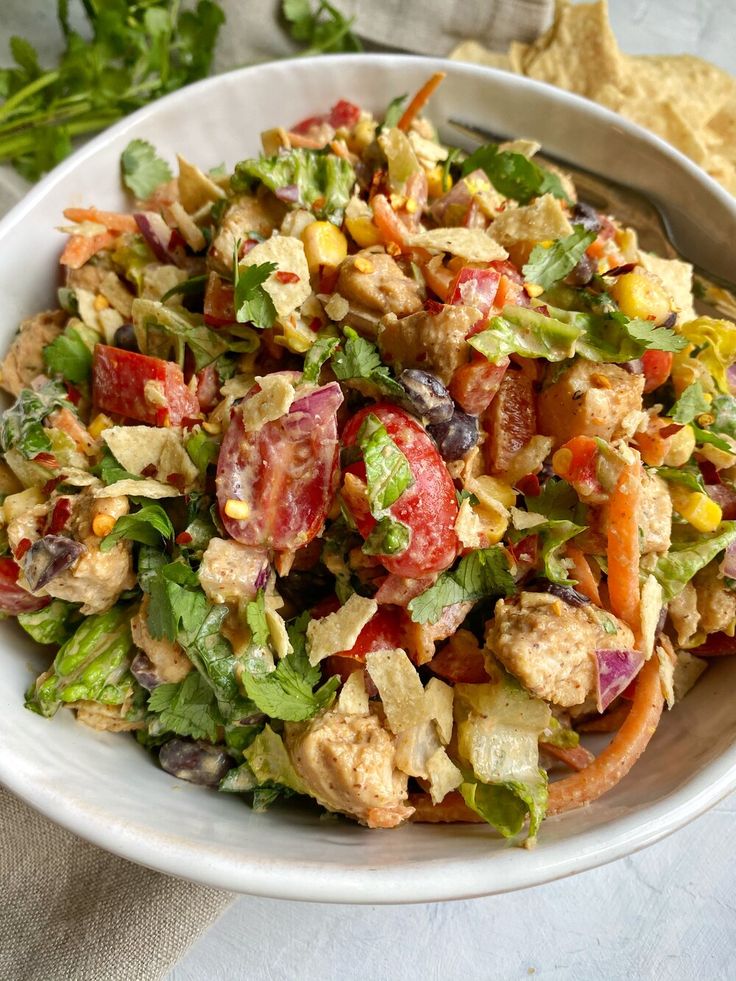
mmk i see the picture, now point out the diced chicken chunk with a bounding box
[209,194,286,272]
[335,251,423,336]
[668,582,700,647]
[199,537,269,606]
[0,310,66,396]
[486,591,635,707]
[285,709,414,828]
[378,303,480,386]
[538,360,644,448]
[8,489,135,615]
[696,563,736,636]
[131,595,191,683]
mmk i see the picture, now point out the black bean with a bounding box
[537,581,591,607]
[398,369,454,424]
[159,739,232,787]
[571,201,601,233]
[427,409,479,460]
[661,311,677,330]
[565,252,596,287]
[131,652,161,691]
[113,323,139,352]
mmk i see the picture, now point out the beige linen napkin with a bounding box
[0,1,553,978]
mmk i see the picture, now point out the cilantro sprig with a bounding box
[121,139,173,199]
[522,226,596,289]
[330,327,404,397]
[461,143,570,205]
[233,252,278,329]
[408,546,516,624]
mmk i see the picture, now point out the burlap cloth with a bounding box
[0,2,553,978]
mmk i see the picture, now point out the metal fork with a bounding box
[448,119,736,322]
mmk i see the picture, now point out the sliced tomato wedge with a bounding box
[291,100,361,135]
[448,266,501,317]
[92,345,200,427]
[690,632,736,657]
[0,557,50,615]
[217,377,343,550]
[450,356,509,415]
[482,359,537,473]
[196,364,220,413]
[641,350,673,393]
[341,403,458,578]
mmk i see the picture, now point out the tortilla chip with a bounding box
[102,426,198,488]
[240,236,311,318]
[638,251,696,322]
[450,41,513,72]
[489,193,572,249]
[408,227,508,262]
[177,155,226,214]
[94,478,181,499]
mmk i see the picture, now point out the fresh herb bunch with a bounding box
[0,0,226,182]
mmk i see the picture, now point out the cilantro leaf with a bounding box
[461,143,570,205]
[99,504,174,553]
[330,327,404,397]
[522,226,596,290]
[668,382,710,425]
[382,94,407,129]
[43,325,93,384]
[362,516,411,556]
[243,653,339,722]
[0,382,72,459]
[148,671,224,742]
[527,478,580,522]
[282,0,362,54]
[408,547,515,624]
[622,316,687,353]
[185,429,220,476]
[245,591,270,651]
[147,561,204,643]
[233,260,278,329]
[302,335,340,383]
[656,465,705,494]
[92,447,142,486]
[357,414,414,515]
[121,139,173,199]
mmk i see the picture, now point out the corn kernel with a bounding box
[88,413,114,439]
[610,271,671,324]
[202,420,221,435]
[540,240,553,249]
[300,221,348,274]
[425,164,446,198]
[671,488,722,533]
[386,242,401,257]
[389,193,406,210]
[353,256,374,274]
[3,487,44,525]
[345,214,381,248]
[92,513,116,538]
[350,117,376,153]
[405,198,418,214]
[93,294,109,311]
[662,424,696,467]
[476,506,508,545]
[524,282,544,298]
[224,499,251,520]
[552,448,573,477]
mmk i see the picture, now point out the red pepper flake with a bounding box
[308,317,323,333]
[424,299,445,315]
[32,453,59,470]
[48,497,72,535]
[659,423,683,439]
[175,531,193,545]
[318,268,339,293]
[64,383,81,406]
[516,473,541,497]
[141,463,158,478]
[15,538,32,560]
[42,476,64,496]
[275,270,300,284]
[166,472,186,493]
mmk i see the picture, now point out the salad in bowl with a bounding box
[2,72,735,843]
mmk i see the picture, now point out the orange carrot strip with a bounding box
[60,231,117,270]
[540,741,595,772]
[371,193,410,250]
[63,208,138,233]
[397,71,447,132]
[566,544,602,606]
[607,463,641,638]
[410,792,483,824]
[547,657,663,815]
[577,701,631,733]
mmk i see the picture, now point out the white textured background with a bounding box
[1,1,734,978]
[171,3,736,978]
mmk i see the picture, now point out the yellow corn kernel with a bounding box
[88,413,114,439]
[386,242,401,257]
[202,420,221,435]
[539,240,553,249]
[662,424,696,467]
[389,193,406,210]
[224,499,251,521]
[276,317,315,354]
[671,488,722,533]
[524,282,544,298]
[350,117,376,153]
[353,255,374,274]
[93,293,109,311]
[476,505,508,545]
[92,513,116,538]
[552,448,573,477]
[425,164,446,198]
[3,487,44,525]
[345,214,381,248]
[405,198,418,215]
[470,475,517,509]
[300,221,348,274]
[610,271,671,324]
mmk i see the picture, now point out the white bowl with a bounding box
[1,54,735,904]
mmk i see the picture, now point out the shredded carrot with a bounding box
[60,230,117,270]
[397,71,447,132]
[410,791,483,824]
[540,741,595,772]
[586,239,605,260]
[578,701,631,733]
[607,463,641,638]
[371,193,409,250]
[546,657,663,814]
[48,407,95,454]
[566,544,602,606]
[63,208,138,233]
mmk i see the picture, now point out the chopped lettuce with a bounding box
[537,519,586,585]
[243,724,306,794]
[677,317,736,393]
[302,335,340,384]
[232,148,355,225]
[357,413,414,515]
[25,606,136,718]
[469,306,583,363]
[408,546,516,624]
[522,226,596,289]
[17,599,77,646]
[0,382,73,460]
[653,521,736,601]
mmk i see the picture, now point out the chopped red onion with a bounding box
[274,184,300,203]
[22,536,85,591]
[594,648,644,713]
[134,211,181,265]
[254,563,270,591]
[728,364,736,395]
[722,540,736,579]
[286,382,344,435]
[622,359,644,375]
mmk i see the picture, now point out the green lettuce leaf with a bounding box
[147,671,224,742]
[537,519,586,585]
[408,546,516,624]
[357,413,414,515]
[99,504,174,553]
[677,317,736,393]
[17,599,77,645]
[460,776,548,839]
[469,306,583,363]
[710,394,736,439]
[243,724,307,794]
[302,334,340,384]
[522,226,596,289]
[232,148,355,225]
[653,521,736,601]
[0,382,72,459]
[185,429,220,476]
[460,143,570,205]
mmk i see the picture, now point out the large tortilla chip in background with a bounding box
[451,0,736,196]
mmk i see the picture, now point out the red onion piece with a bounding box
[254,563,270,591]
[22,536,85,591]
[134,211,180,265]
[284,382,344,436]
[274,184,300,203]
[594,648,644,713]
[622,359,644,375]
[721,540,736,579]
[728,364,736,394]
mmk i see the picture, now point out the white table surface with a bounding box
[2,2,734,979]
[170,4,736,978]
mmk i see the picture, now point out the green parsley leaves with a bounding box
[522,226,596,290]
[408,546,516,624]
[121,139,173,199]
[282,0,363,54]
[233,259,278,329]
[461,143,570,205]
